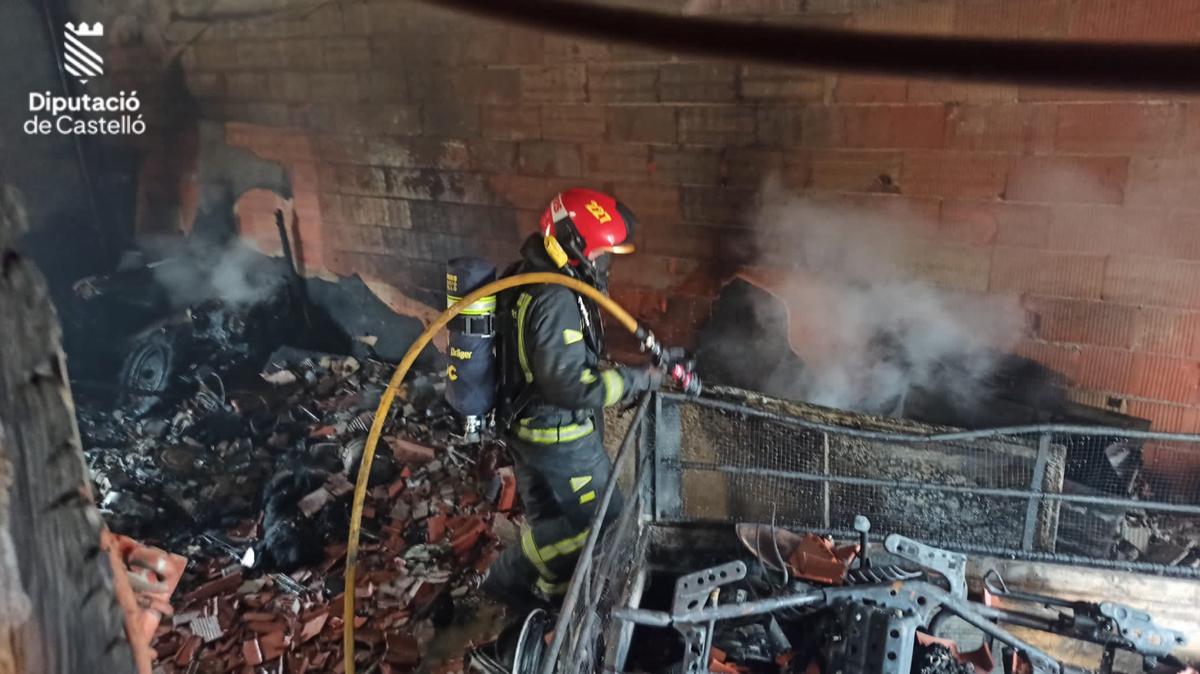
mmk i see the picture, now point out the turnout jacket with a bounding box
[498,236,645,436]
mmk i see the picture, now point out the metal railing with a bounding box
[541,396,651,674]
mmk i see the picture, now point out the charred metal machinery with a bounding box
[526,391,1200,674]
[981,570,1189,674]
[610,532,1188,674]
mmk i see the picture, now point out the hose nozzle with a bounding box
[670,362,702,397]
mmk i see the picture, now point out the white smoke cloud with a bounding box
[146,236,286,308]
[744,179,1026,415]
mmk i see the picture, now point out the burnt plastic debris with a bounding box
[65,240,432,417]
[117,293,294,417]
[253,467,336,572]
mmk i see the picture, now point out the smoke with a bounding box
[743,180,1026,415]
[146,237,287,309]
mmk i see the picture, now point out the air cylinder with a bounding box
[445,257,497,439]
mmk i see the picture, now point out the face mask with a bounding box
[591,253,612,293]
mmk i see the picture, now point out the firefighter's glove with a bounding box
[669,361,702,398]
[656,346,689,369]
[653,345,702,397]
[621,366,664,404]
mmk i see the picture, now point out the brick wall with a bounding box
[96,0,1200,437]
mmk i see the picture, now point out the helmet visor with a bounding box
[589,243,636,258]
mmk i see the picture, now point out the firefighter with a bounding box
[481,188,669,612]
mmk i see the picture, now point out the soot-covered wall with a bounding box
[60,0,1200,439]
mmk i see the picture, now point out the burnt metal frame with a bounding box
[611,581,1086,674]
[671,561,749,674]
[542,393,1200,674]
[884,534,967,599]
[654,393,1200,577]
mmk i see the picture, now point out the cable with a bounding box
[421,0,1200,90]
[343,272,647,674]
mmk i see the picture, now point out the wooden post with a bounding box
[0,183,135,674]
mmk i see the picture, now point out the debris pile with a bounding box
[1117,512,1200,567]
[80,348,516,672]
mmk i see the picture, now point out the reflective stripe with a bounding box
[601,369,624,407]
[520,528,556,581]
[537,529,590,563]
[514,420,594,444]
[580,368,597,384]
[579,490,596,505]
[446,293,496,316]
[569,476,592,493]
[562,328,583,345]
[516,293,533,383]
[536,578,570,596]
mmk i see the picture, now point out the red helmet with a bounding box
[539,189,637,266]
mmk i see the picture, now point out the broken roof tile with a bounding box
[308,425,336,439]
[173,634,203,667]
[259,630,287,661]
[245,619,286,635]
[183,571,243,604]
[242,638,264,667]
[450,519,488,557]
[300,612,329,643]
[325,473,355,497]
[297,488,333,518]
[387,478,407,499]
[427,513,447,543]
[496,470,517,512]
[384,632,421,667]
[386,437,436,464]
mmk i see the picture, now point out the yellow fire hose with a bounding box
[343,272,650,674]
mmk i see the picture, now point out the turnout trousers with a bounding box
[482,426,623,611]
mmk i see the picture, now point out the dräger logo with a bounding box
[24,22,145,136]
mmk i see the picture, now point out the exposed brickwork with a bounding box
[98,0,1200,457]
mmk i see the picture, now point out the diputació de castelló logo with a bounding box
[24,21,146,136]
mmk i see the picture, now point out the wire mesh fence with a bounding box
[659,393,1200,575]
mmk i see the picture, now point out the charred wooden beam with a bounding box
[0,181,135,674]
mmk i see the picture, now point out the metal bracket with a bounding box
[1097,602,1188,657]
[672,561,748,614]
[885,534,967,599]
[827,582,941,626]
[826,602,920,674]
[672,561,748,674]
[846,564,924,586]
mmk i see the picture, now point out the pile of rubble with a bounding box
[80,349,516,673]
